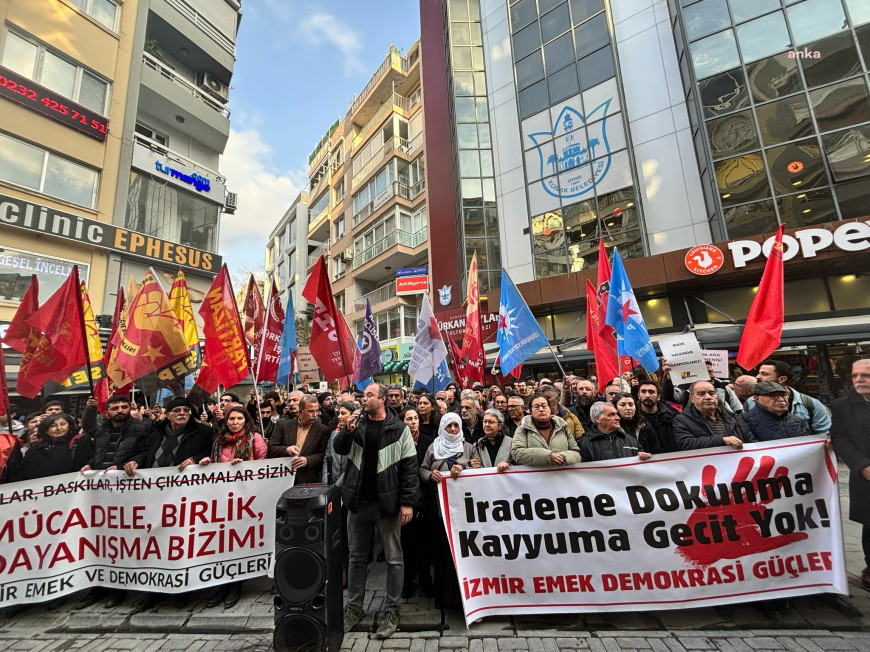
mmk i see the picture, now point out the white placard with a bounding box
[703,349,730,379]
[657,332,709,386]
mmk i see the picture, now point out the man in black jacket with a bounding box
[579,402,651,462]
[673,380,756,450]
[333,383,419,639]
[830,360,870,589]
[570,378,598,431]
[75,395,152,609]
[637,380,678,453]
[119,397,214,612]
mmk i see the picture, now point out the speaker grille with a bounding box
[274,614,326,652]
[275,548,325,604]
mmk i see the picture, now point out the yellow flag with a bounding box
[81,282,104,362]
[169,269,200,349]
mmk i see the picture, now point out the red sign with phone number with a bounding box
[0,65,109,141]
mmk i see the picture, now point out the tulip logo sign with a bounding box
[528,99,613,199]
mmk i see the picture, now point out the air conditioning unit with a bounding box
[342,247,354,261]
[198,71,229,102]
[224,192,238,214]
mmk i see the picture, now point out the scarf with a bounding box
[432,413,464,459]
[213,429,253,462]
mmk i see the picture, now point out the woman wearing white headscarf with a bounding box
[419,412,473,609]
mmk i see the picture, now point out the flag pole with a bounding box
[251,368,266,439]
[72,268,95,397]
[545,342,567,377]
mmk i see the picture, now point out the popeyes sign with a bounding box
[728,220,870,268]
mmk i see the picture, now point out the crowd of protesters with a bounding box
[2,355,869,640]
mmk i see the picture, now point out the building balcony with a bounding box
[351,136,409,189]
[352,92,419,154]
[352,180,426,228]
[139,52,230,151]
[148,0,236,81]
[351,227,427,282]
[164,0,236,56]
[349,49,420,126]
[354,283,397,311]
[308,240,330,268]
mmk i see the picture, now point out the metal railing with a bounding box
[352,227,427,270]
[351,136,409,188]
[133,133,226,183]
[165,0,236,56]
[142,53,231,118]
[349,51,414,117]
[353,92,414,152]
[354,283,397,311]
[352,180,425,226]
[308,241,330,267]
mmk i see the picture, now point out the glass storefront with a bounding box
[674,0,870,240]
[125,170,220,252]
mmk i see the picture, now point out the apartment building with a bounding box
[265,191,309,316]
[270,42,428,383]
[0,0,241,405]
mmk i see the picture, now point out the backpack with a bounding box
[793,390,816,423]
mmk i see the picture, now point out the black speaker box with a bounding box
[274,484,343,652]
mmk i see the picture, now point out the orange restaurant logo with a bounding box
[685,244,725,276]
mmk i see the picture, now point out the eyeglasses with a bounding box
[482,419,500,425]
[530,404,549,411]
[170,408,191,414]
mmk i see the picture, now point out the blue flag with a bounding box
[414,358,450,393]
[604,248,659,373]
[276,293,298,386]
[496,270,548,373]
[355,299,382,382]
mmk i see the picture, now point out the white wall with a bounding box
[613,0,711,253]
[481,0,534,283]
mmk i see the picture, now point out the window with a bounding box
[336,215,346,239]
[135,123,168,147]
[68,0,119,30]
[1,30,110,114]
[288,217,297,242]
[403,306,419,337]
[335,291,345,312]
[309,191,329,221]
[0,131,98,207]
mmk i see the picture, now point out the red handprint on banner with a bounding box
[678,455,808,568]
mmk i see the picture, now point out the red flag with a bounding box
[242,274,266,355]
[95,290,130,415]
[255,282,286,382]
[0,432,16,479]
[0,344,9,418]
[199,264,249,388]
[460,251,485,385]
[594,240,620,392]
[446,334,469,389]
[113,269,191,383]
[4,276,38,353]
[192,356,222,394]
[16,266,88,397]
[738,224,786,370]
[302,256,359,386]
[586,279,619,394]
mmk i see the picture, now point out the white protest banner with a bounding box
[0,459,294,607]
[704,349,730,379]
[658,332,709,385]
[438,438,845,625]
